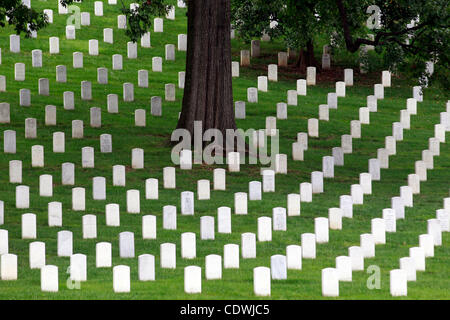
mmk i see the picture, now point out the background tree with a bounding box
[231,0,449,89]
[334,0,449,89]
[2,0,237,141]
[231,0,336,71]
[0,0,49,36]
[113,0,237,142]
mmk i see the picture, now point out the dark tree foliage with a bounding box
[0,0,49,37]
[120,0,168,43]
[231,0,449,88]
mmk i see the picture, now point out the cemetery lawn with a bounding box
[0,0,449,300]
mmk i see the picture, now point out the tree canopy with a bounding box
[0,0,49,36]
[231,0,449,88]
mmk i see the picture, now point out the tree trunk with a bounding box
[295,40,318,72]
[176,0,236,140]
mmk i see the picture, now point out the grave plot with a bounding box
[0,0,448,300]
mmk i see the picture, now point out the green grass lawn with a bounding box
[0,0,448,300]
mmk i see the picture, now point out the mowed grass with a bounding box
[0,0,448,300]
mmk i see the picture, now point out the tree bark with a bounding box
[176,0,236,140]
[295,40,318,72]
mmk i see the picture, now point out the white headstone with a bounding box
[70,253,87,282]
[9,160,22,183]
[163,167,176,189]
[242,233,256,258]
[160,243,176,268]
[29,241,46,269]
[106,203,120,227]
[126,189,140,213]
[41,265,58,292]
[138,254,155,281]
[306,67,316,85]
[16,185,29,209]
[96,242,112,268]
[409,247,425,272]
[390,269,407,296]
[163,205,177,230]
[348,246,364,271]
[297,79,306,95]
[300,182,312,202]
[39,174,53,197]
[287,194,301,216]
[419,234,434,257]
[329,208,342,230]
[49,37,59,54]
[254,267,271,296]
[119,232,135,258]
[322,268,339,297]
[335,256,352,281]
[113,266,130,293]
[315,217,329,243]
[224,244,239,268]
[62,162,75,185]
[57,230,73,257]
[81,147,94,168]
[301,233,316,259]
[340,195,353,218]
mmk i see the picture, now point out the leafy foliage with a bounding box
[231,0,449,88]
[120,0,169,43]
[0,0,49,37]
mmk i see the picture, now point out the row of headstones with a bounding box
[233,68,354,121]
[300,92,428,181]
[0,211,441,292]
[320,132,450,297]
[243,40,337,72]
[242,100,445,253]
[2,206,446,294]
[7,84,166,111]
[0,225,303,264]
[300,100,448,233]
[7,159,226,190]
[233,73,391,179]
[5,76,170,105]
[2,244,298,294]
[15,1,158,37]
[238,72,388,139]
[243,69,388,112]
[5,34,185,95]
[12,54,168,84]
[1,99,165,149]
[12,181,273,217]
[320,44,374,71]
[65,10,175,34]
[7,5,182,53]
[322,196,449,297]
[0,207,223,240]
[4,103,446,215]
[56,1,141,17]
[254,208,423,297]
[3,190,449,249]
[389,201,449,296]
[0,227,307,294]
[11,171,226,203]
[10,38,183,74]
[4,141,146,170]
[292,97,423,167]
